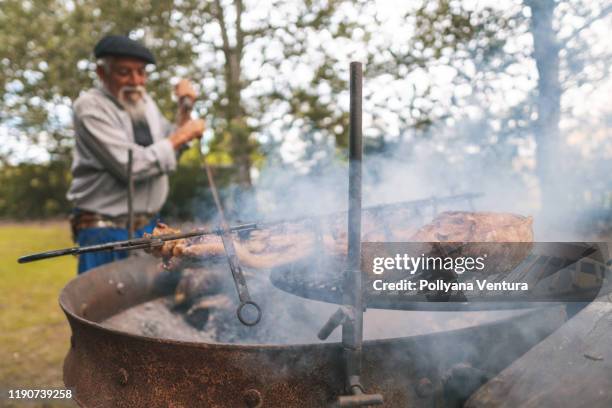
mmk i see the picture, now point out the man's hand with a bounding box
[175,79,198,126]
[175,79,197,103]
[172,78,203,149]
[169,118,205,150]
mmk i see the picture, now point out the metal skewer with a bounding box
[17,222,258,264]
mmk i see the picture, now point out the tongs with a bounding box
[200,153,262,326]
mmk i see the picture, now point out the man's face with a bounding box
[97,57,147,101]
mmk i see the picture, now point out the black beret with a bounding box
[94,35,156,65]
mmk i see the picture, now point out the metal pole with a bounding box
[344,61,363,352]
[127,149,134,239]
[318,62,382,406]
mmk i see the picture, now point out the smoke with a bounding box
[217,99,608,244]
[223,138,523,233]
[249,162,348,221]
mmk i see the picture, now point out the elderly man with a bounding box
[67,35,204,273]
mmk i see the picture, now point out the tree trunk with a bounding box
[215,0,252,187]
[527,0,562,220]
[225,52,252,187]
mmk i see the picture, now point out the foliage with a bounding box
[0,0,194,162]
[367,0,520,158]
[0,0,520,221]
[0,156,230,222]
[0,0,505,176]
[0,0,367,184]
[0,161,72,219]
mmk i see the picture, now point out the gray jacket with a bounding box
[67,88,177,217]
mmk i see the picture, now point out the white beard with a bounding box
[118,86,148,124]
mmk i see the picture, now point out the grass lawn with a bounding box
[0,222,77,407]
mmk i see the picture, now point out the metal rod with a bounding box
[317,307,349,340]
[344,59,364,364]
[248,192,481,231]
[204,161,227,223]
[327,60,382,407]
[17,223,258,264]
[127,149,134,239]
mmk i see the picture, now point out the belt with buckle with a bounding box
[70,210,155,239]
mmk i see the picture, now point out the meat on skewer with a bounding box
[147,211,533,272]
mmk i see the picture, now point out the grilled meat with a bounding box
[147,211,532,275]
[409,211,534,275]
[410,211,533,242]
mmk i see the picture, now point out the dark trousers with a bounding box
[76,218,157,274]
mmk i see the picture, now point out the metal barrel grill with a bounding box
[61,256,569,407]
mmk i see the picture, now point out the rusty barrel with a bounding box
[60,257,566,407]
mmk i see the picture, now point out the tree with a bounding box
[0,0,195,161]
[359,0,525,193]
[2,0,610,221]
[0,0,366,185]
[363,0,611,218]
[169,0,372,185]
[525,0,612,218]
